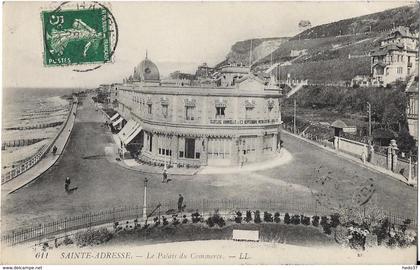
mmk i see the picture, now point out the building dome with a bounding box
[133,56,160,82]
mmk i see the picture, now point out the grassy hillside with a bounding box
[256,32,379,82]
[276,57,371,83]
[249,4,419,83]
[293,4,419,40]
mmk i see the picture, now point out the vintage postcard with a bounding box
[1,0,419,266]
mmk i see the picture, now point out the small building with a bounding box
[330,120,347,137]
[351,75,371,87]
[290,49,307,57]
[216,63,250,87]
[195,62,214,79]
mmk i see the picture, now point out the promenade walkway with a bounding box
[2,101,78,195]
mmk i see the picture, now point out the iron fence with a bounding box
[2,199,416,246]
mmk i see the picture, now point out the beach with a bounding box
[2,88,76,177]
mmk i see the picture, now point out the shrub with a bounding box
[113,222,121,232]
[372,218,390,245]
[191,211,202,223]
[206,211,226,228]
[320,216,328,227]
[291,215,301,225]
[312,216,320,227]
[63,235,73,245]
[206,217,215,227]
[349,228,367,250]
[153,216,160,227]
[263,211,273,222]
[330,213,341,228]
[235,211,243,224]
[182,215,188,224]
[162,216,169,226]
[254,211,262,224]
[217,217,226,227]
[274,212,281,223]
[172,216,180,226]
[400,219,411,233]
[245,211,252,223]
[322,222,332,235]
[74,228,113,247]
[284,213,291,224]
[302,216,311,226]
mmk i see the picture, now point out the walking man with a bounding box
[162,168,168,183]
[52,145,57,155]
[178,194,184,212]
[65,177,71,192]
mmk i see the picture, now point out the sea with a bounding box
[2,87,79,173]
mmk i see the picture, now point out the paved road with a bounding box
[2,97,417,231]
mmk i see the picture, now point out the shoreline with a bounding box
[2,94,73,176]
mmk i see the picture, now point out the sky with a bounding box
[2,1,414,88]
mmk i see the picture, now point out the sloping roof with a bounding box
[382,27,417,41]
[371,43,404,57]
[330,120,347,129]
[372,61,388,68]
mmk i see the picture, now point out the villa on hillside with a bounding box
[370,26,418,87]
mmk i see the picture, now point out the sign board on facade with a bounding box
[210,119,279,125]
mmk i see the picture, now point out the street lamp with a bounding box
[293,98,297,134]
[367,102,372,139]
[143,178,148,222]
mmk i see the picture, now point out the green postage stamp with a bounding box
[42,5,116,67]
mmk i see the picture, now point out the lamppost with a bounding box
[143,177,148,222]
[367,102,372,139]
[293,98,297,134]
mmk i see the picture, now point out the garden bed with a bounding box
[105,222,336,247]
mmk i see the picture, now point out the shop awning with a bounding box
[118,119,137,143]
[124,124,142,145]
[110,113,119,121]
[112,117,123,127]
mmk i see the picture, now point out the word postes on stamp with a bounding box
[42,4,116,68]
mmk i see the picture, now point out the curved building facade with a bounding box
[115,57,283,167]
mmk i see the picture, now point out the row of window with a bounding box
[122,90,277,120]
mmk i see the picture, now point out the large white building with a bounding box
[112,56,284,167]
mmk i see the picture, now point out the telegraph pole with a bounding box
[143,177,149,222]
[367,102,372,138]
[293,98,297,134]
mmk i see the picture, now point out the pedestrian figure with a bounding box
[178,194,184,212]
[52,145,57,155]
[65,177,71,192]
[361,150,366,164]
[162,168,168,183]
[64,176,78,193]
